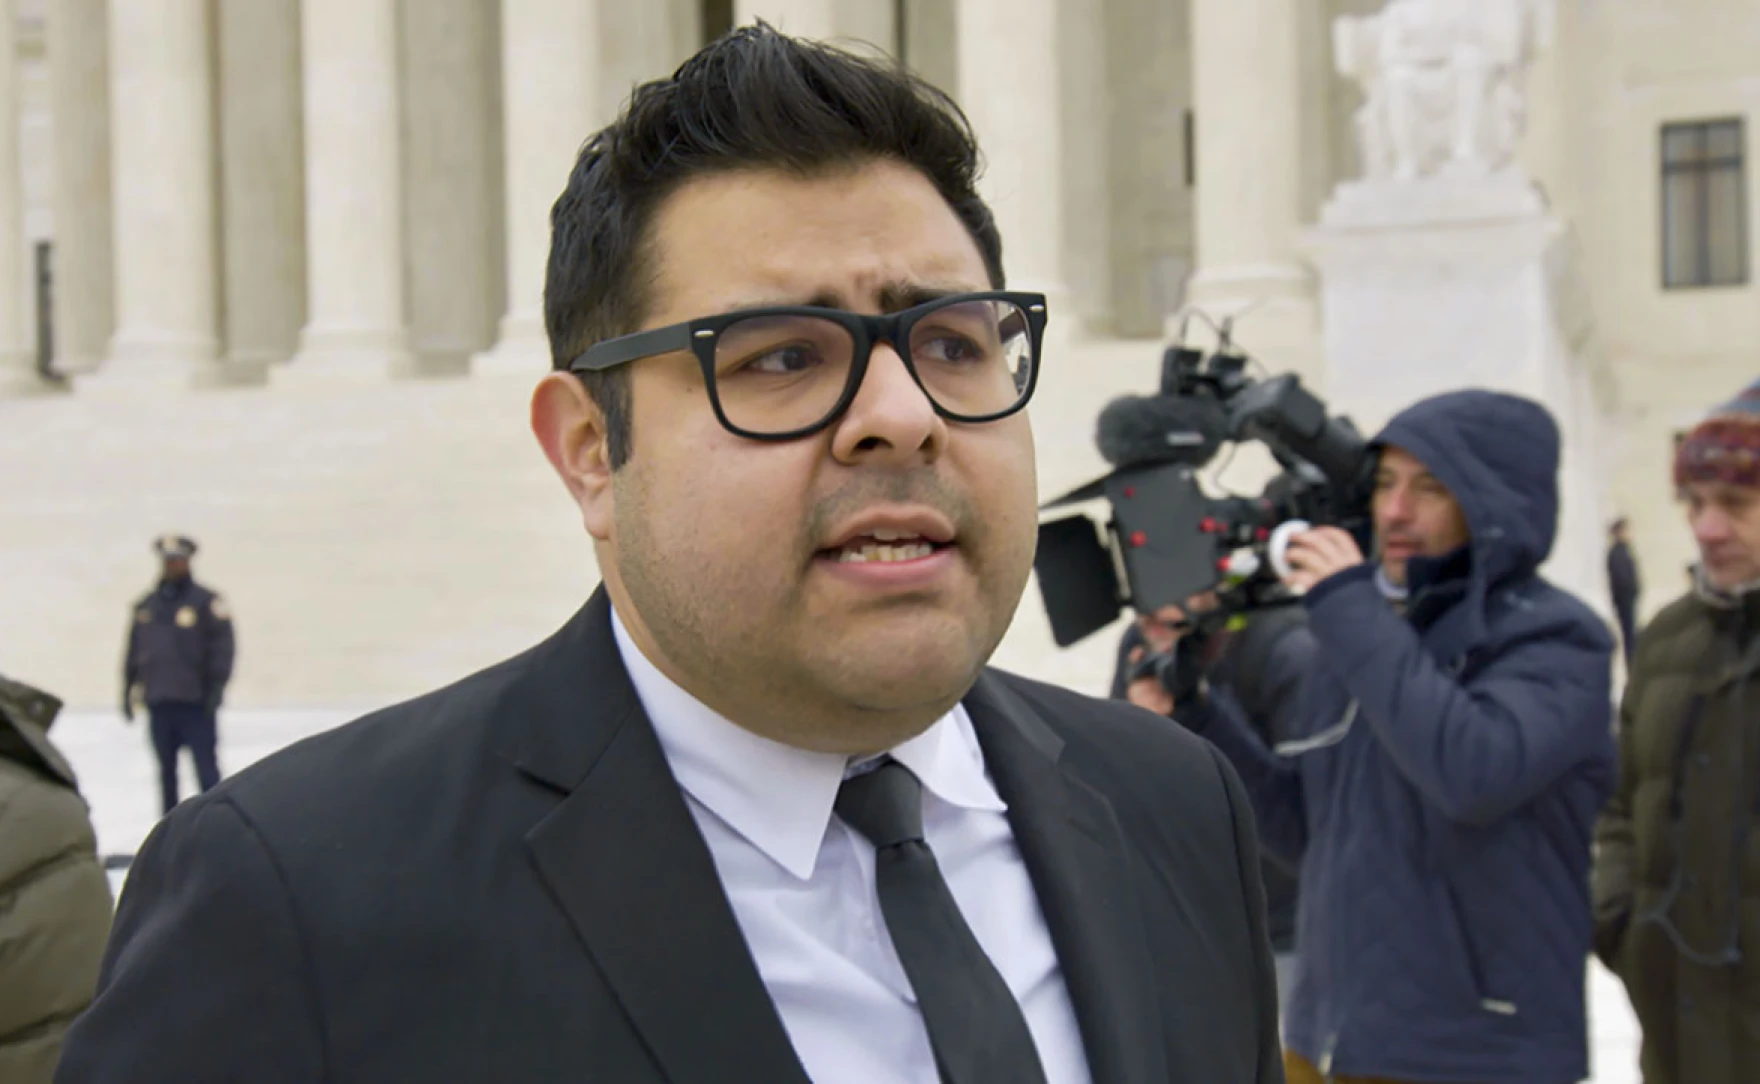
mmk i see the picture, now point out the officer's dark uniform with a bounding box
[123,535,235,814]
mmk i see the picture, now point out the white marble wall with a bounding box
[11,0,1760,705]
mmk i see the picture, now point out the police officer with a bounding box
[122,535,235,815]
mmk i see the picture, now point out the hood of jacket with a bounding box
[1372,389,1560,644]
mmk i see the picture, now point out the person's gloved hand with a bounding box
[204,690,223,718]
[121,686,136,723]
[1124,646,1176,716]
[1124,636,1206,717]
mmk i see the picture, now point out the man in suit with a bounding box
[121,534,235,814]
[60,24,1282,1084]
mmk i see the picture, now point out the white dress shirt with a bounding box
[611,608,1093,1084]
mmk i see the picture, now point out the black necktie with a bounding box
[835,760,1050,1084]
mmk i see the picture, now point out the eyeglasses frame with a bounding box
[567,290,1049,442]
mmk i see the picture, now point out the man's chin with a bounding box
[1704,562,1760,593]
[820,622,984,704]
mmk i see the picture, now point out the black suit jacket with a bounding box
[58,590,1283,1083]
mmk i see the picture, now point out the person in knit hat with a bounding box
[1594,376,1760,1084]
[1672,377,1760,593]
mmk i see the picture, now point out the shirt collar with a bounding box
[610,605,1006,881]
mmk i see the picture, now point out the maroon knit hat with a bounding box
[1675,378,1760,489]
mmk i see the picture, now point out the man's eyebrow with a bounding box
[726,283,977,314]
[876,283,968,313]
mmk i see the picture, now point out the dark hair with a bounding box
[543,22,1005,467]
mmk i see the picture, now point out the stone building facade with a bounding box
[0,0,1754,709]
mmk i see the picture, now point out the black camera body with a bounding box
[1033,344,1374,648]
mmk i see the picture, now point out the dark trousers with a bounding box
[148,702,221,814]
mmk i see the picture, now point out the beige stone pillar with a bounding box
[216,0,304,384]
[0,0,40,396]
[734,0,835,40]
[900,0,957,94]
[958,0,1067,330]
[285,0,412,379]
[1184,0,1320,386]
[601,2,689,113]
[833,0,895,54]
[45,0,111,377]
[401,0,501,379]
[476,0,600,374]
[103,0,220,379]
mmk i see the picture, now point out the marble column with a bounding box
[285,0,412,380]
[1105,0,1191,338]
[401,0,501,379]
[734,0,836,39]
[476,0,600,374]
[900,0,957,94]
[102,0,220,379]
[44,0,111,378]
[833,0,895,54]
[958,0,1068,331]
[1184,0,1320,387]
[601,2,689,114]
[216,0,304,384]
[0,0,39,396]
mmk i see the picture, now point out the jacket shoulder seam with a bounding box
[212,795,333,1082]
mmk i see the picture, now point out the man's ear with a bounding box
[532,372,616,541]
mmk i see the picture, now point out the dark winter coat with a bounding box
[0,675,114,1083]
[1111,608,1313,953]
[1182,390,1617,1083]
[124,577,235,709]
[1593,581,1760,1084]
[1607,540,1640,659]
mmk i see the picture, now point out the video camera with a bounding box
[1033,338,1374,648]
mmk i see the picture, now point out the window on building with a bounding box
[1661,118,1748,289]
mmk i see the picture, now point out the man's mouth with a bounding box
[825,529,946,564]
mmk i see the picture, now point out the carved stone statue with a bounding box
[1336,0,1553,182]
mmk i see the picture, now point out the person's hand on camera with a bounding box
[1135,591,1221,652]
[1136,605,1188,656]
[1281,526,1366,592]
[1125,592,1220,716]
[1124,645,1177,715]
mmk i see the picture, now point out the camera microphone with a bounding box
[1095,394,1228,470]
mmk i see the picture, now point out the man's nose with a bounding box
[1694,506,1732,543]
[829,342,945,466]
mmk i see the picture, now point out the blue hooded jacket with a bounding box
[1185,390,1616,1083]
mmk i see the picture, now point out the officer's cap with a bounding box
[153,534,198,559]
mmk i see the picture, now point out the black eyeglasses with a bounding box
[568,291,1048,441]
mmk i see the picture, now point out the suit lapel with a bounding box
[965,674,1170,1084]
[507,590,810,1084]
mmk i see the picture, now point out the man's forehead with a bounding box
[1685,479,1760,504]
[643,162,989,319]
[1376,445,1433,477]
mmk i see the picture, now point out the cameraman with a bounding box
[1111,596,1313,1012]
[1169,390,1616,1084]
